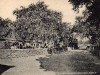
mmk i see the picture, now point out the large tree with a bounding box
[13,1,71,45]
[69,0,100,46]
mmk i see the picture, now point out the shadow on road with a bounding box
[0,64,14,75]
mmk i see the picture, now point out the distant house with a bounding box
[0,26,12,49]
[0,26,22,49]
[72,33,89,49]
[0,39,6,49]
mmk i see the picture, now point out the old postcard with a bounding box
[0,0,100,75]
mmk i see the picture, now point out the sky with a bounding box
[0,0,85,24]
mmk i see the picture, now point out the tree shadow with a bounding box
[37,54,100,75]
[0,64,14,75]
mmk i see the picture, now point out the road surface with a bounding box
[0,50,100,75]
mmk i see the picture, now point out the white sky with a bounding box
[0,0,85,24]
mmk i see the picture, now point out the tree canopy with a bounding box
[69,0,100,46]
[13,1,71,44]
[0,18,13,40]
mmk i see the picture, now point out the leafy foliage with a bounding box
[69,0,100,46]
[0,18,12,39]
[13,1,71,44]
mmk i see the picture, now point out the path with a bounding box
[0,55,55,75]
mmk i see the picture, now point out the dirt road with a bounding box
[0,50,100,75]
[0,55,55,75]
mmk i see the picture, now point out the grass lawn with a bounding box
[37,50,100,75]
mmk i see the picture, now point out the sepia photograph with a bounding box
[0,0,100,75]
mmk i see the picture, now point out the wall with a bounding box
[0,41,5,49]
[0,48,48,59]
